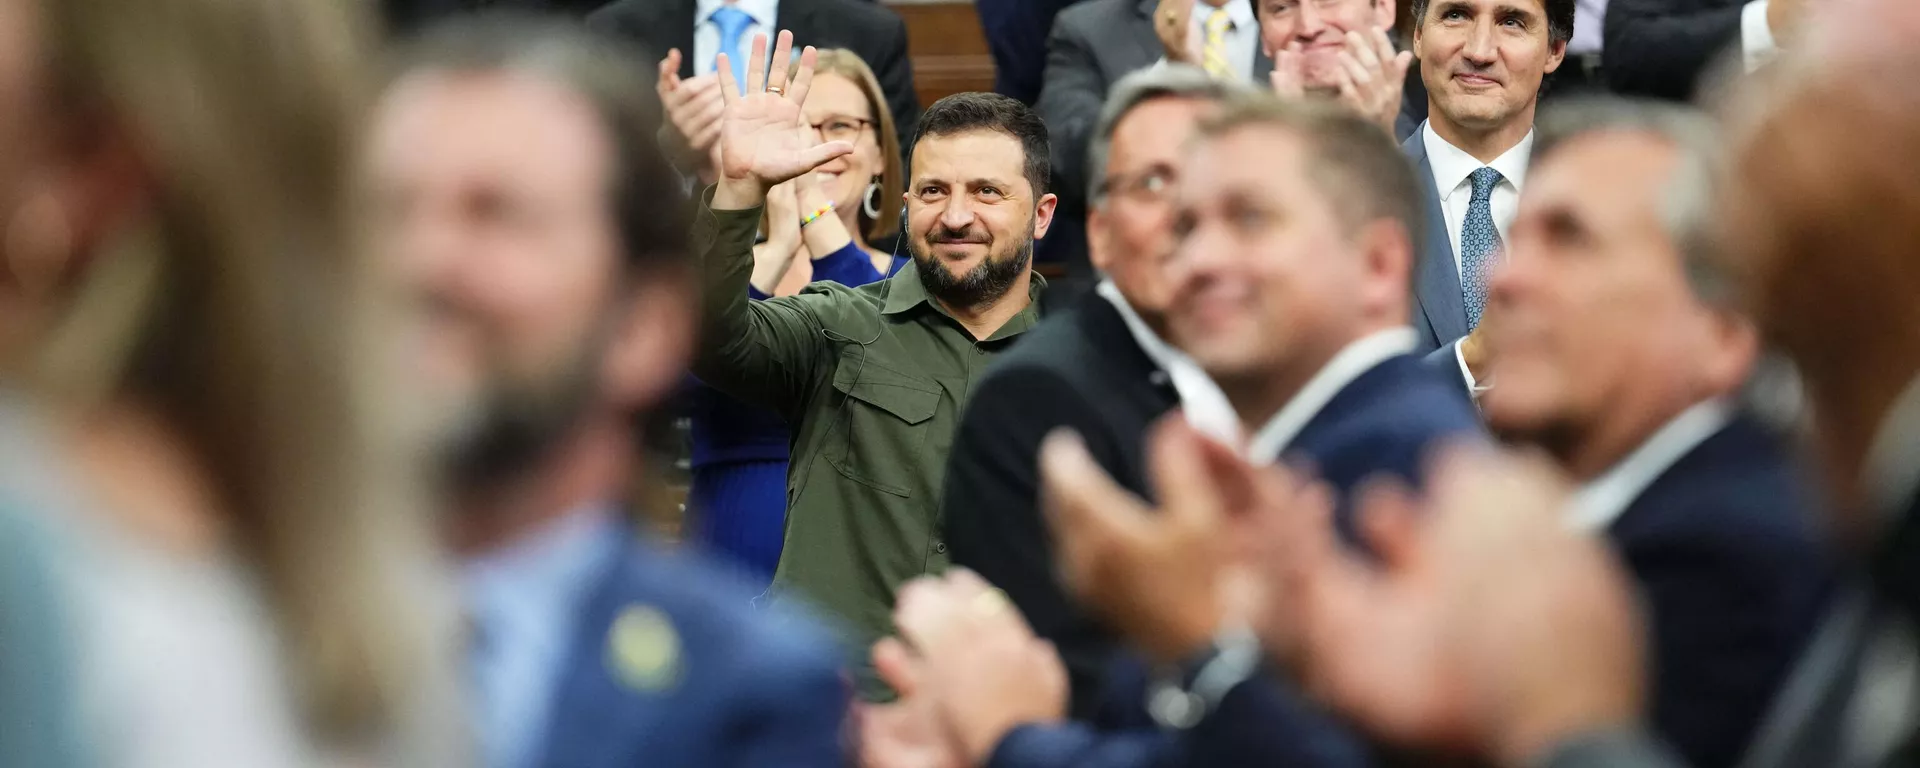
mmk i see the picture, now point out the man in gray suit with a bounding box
[1038,0,1420,302]
[1402,0,1571,396]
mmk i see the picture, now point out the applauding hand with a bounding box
[712,31,854,210]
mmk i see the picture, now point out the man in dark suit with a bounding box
[943,65,1241,722]
[588,0,920,177]
[1468,99,1832,768]
[1602,0,1796,101]
[371,18,845,768]
[873,94,1482,768]
[977,0,1086,104]
[381,0,618,34]
[1039,0,1421,305]
[1402,0,1571,397]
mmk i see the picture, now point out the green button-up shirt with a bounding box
[690,191,1046,668]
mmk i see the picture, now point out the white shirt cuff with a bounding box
[1454,341,1491,397]
[1741,0,1779,73]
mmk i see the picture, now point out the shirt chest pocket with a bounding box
[825,357,941,498]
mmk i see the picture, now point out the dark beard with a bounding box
[439,324,609,494]
[911,236,1035,310]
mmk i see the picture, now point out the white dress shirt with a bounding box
[693,0,780,78]
[1150,0,1261,80]
[1097,280,1243,448]
[1422,122,1533,276]
[1422,122,1531,393]
[1245,328,1419,463]
[1567,398,1734,531]
[1740,1,1782,73]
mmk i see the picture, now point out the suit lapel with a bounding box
[536,548,676,768]
[1403,133,1469,346]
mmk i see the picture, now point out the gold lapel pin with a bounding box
[607,604,683,693]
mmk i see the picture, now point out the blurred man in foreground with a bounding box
[943,64,1242,720]
[369,16,844,768]
[1272,97,1832,768]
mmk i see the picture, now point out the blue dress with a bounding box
[683,243,906,593]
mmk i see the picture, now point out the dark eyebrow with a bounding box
[1432,1,1474,16]
[1494,3,1541,21]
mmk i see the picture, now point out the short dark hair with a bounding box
[1410,0,1576,47]
[391,13,689,274]
[1198,95,1421,244]
[910,92,1052,197]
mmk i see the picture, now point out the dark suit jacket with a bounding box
[943,293,1181,720]
[1603,0,1748,101]
[1401,129,1489,401]
[978,0,1087,104]
[537,528,847,768]
[381,0,615,34]
[985,351,1486,768]
[1603,412,1834,768]
[586,0,922,148]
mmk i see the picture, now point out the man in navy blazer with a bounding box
[865,94,1483,768]
[372,17,846,768]
[1401,0,1573,398]
[1473,98,1832,768]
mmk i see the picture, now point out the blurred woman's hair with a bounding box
[792,48,904,241]
[28,0,457,750]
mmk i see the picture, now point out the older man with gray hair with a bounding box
[942,64,1248,721]
[1470,97,1835,768]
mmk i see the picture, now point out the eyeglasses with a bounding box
[1097,166,1177,203]
[809,116,873,142]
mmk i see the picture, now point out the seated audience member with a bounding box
[1474,98,1831,767]
[1038,0,1419,303]
[589,0,920,181]
[1403,0,1570,396]
[683,48,905,590]
[880,94,1487,768]
[0,0,465,764]
[692,31,1057,695]
[1602,0,1801,101]
[1143,20,1920,768]
[368,17,845,768]
[945,65,1245,720]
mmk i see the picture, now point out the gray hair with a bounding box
[1535,97,1731,307]
[1087,64,1249,204]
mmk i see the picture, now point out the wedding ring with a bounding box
[971,588,1010,619]
[767,85,785,95]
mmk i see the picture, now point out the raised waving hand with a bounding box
[711,31,854,210]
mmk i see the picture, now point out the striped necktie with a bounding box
[1202,8,1233,80]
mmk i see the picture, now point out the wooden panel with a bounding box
[886,0,996,106]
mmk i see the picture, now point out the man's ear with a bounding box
[1086,204,1114,274]
[1359,218,1415,316]
[1373,0,1397,33]
[9,115,152,286]
[1033,193,1060,241]
[603,270,695,413]
[1543,37,1567,74]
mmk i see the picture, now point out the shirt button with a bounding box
[933,541,948,555]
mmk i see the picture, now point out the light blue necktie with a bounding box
[711,6,754,88]
[1460,166,1504,331]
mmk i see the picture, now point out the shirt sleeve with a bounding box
[1453,340,1490,397]
[1741,0,1779,72]
[691,186,833,418]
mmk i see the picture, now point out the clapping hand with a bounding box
[1155,0,1199,64]
[711,31,854,210]
[1331,28,1413,137]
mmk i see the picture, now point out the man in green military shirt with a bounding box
[692,30,1057,690]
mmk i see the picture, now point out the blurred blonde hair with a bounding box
[32,0,460,754]
[793,48,904,241]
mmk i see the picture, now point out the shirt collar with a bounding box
[699,0,777,26]
[1095,279,1243,446]
[1866,372,1920,525]
[1188,0,1256,30]
[881,259,1049,340]
[462,504,623,639]
[1568,399,1735,532]
[1246,327,1419,463]
[1421,120,1535,200]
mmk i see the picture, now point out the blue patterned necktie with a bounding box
[1460,166,1504,331]
[711,5,753,88]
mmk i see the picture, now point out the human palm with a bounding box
[716,31,853,193]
